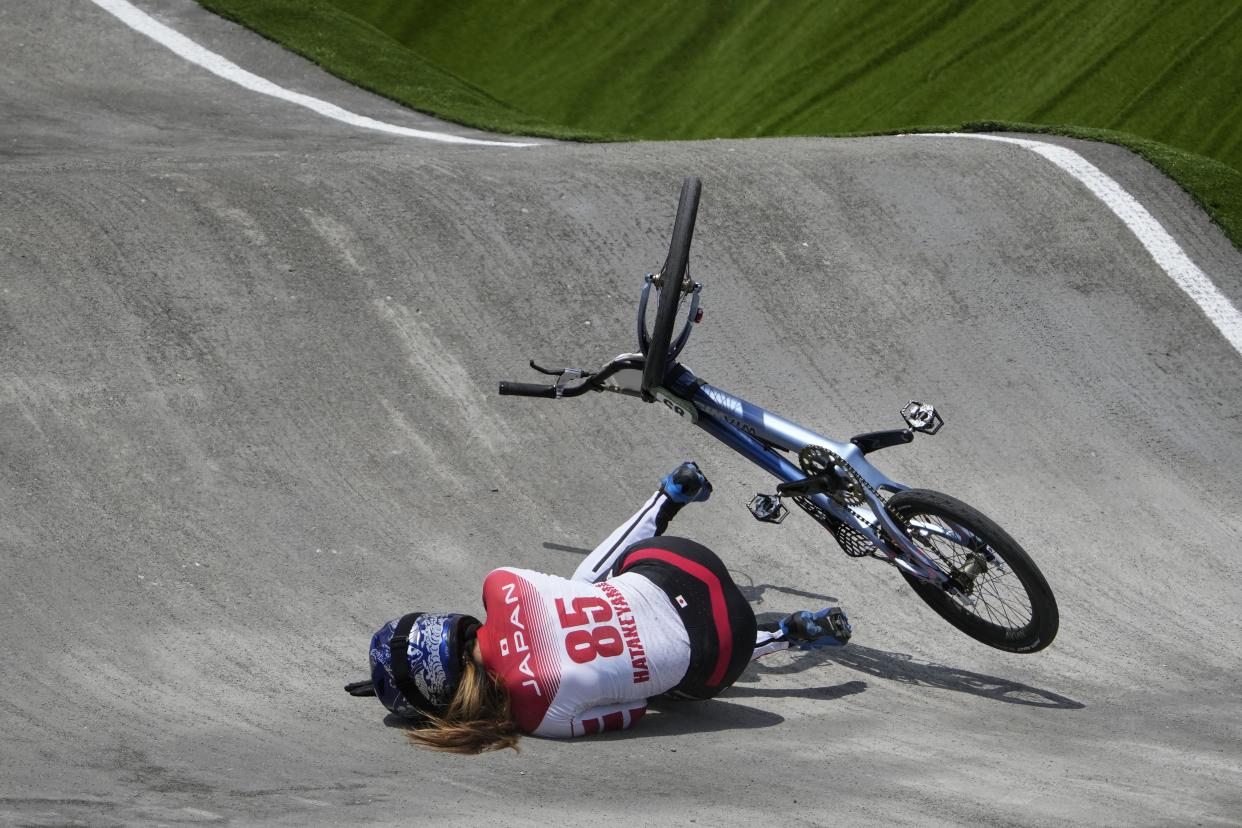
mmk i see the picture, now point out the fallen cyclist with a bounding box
[346,462,851,753]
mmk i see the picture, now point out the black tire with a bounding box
[642,176,700,396]
[886,489,1059,653]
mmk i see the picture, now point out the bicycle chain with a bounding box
[795,445,913,559]
[795,446,1002,606]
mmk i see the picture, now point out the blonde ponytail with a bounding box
[406,660,520,754]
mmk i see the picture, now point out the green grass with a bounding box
[192,0,615,141]
[196,0,1242,247]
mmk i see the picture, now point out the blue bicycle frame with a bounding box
[497,178,1060,650]
[499,279,962,590]
[646,363,951,587]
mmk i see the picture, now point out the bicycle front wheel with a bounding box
[642,176,700,396]
[887,489,1059,653]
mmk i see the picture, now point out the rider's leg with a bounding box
[611,535,757,700]
[572,491,667,583]
[572,462,712,583]
[751,607,852,660]
[752,627,792,659]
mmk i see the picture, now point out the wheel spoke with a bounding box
[906,510,1033,632]
[887,490,1056,653]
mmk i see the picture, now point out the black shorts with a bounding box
[611,536,756,700]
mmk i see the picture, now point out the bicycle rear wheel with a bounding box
[642,176,700,396]
[887,489,1059,653]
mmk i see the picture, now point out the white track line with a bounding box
[920,133,1242,357]
[90,0,537,148]
[83,2,1242,351]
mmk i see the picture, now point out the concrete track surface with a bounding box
[3,3,1241,826]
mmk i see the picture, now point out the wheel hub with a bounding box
[949,551,989,594]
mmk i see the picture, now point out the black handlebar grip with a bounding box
[498,381,558,398]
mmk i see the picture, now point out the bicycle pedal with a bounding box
[901,401,944,435]
[748,494,788,524]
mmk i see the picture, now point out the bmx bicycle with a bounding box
[499,177,1059,653]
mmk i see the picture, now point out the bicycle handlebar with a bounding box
[501,176,702,404]
[497,381,561,398]
[498,354,644,401]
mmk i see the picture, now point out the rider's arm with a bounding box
[572,491,675,583]
[573,464,709,583]
[535,701,649,738]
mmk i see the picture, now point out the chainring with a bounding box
[792,445,923,565]
[798,445,866,507]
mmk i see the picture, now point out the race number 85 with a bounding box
[556,597,624,664]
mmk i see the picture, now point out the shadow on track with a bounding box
[387,701,786,740]
[744,616,1083,710]
[618,698,785,738]
[540,542,594,557]
[820,645,1083,709]
[724,680,869,702]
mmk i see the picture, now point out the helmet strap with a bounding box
[389,612,433,720]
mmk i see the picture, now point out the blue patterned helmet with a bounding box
[369,612,480,720]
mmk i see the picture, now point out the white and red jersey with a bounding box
[476,566,690,738]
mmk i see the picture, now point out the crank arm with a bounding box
[775,472,836,498]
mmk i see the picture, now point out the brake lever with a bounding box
[529,359,595,379]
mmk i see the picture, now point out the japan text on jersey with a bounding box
[476,567,687,737]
